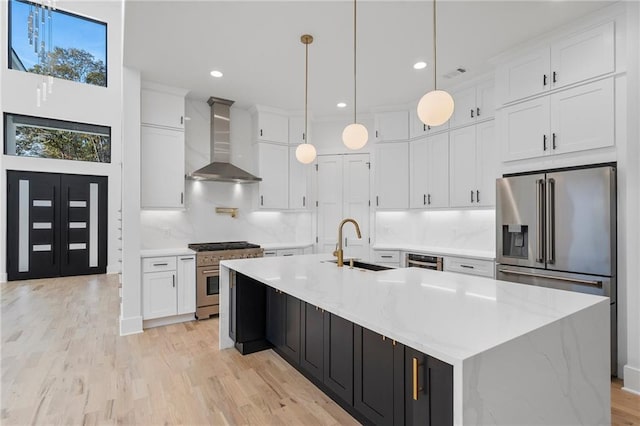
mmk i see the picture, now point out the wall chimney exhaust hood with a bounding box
[189,97,262,183]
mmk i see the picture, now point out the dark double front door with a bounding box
[7,171,108,281]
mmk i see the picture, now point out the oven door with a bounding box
[197,266,220,307]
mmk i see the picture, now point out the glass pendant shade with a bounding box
[417,89,455,127]
[342,123,369,150]
[295,142,317,164]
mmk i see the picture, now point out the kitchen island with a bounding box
[219,254,610,425]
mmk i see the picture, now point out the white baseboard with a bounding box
[143,313,195,329]
[107,265,121,274]
[119,315,143,336]
[622,365,640,395]
[0,273,7,283]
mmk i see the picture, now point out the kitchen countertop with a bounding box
[372,244,495,261]
[260,242,314,250]
[220,254,606,365]
[140,248,195,257]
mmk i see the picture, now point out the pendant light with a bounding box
[342,0,368,150]
[417,0,454,126]
[296,34,317,164]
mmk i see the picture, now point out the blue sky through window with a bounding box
[10,0,106,71]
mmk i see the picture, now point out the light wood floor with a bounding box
[1,274,639,425]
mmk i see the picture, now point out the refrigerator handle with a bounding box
[536,179,545,263]
[546,178,555,264]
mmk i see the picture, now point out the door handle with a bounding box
[476,190,480,203]
[552,133,557,150]
[423,194,427,205]
[260,195,264,206]
[543,74,548,86]
[543,134,547,151]
[376,196,379,206]
[476,107,480,117]
[428,194,431,205]
[303,196,306,207]
[536,179,545,263]
[412,357,419,400]
[552,71,557,83]
[470,190,474,203]
[201,270,219,274]
[460,264,475,269]
[498,268,602,287]
[153,262,168,266]
[172,274,175,288]
[470,109,474,118]
[546,178,555,264]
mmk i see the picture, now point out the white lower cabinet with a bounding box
[373,250,400,267]
[142,254,195,321]
[444,256,494,278]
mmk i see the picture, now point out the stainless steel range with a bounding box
[188,241,263,320]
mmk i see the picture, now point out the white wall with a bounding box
[0,1,123,281]
[139,98,312,249]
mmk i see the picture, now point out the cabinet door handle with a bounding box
[153,262,168,266]
[381,255,393,259]
[345,237,348,247]
[460,264,475,269]
[302,132,305,141]
[376,196,379,206]
[476,107,480,117]
[376,130,379,138]
[180,116,183,125]
[423,194,427,205]
[471,190,474,203]
[476,190,480,203]
[470,109,474,118]
[260,129,263,137]
[180,192,184,204]
[543,74,548,86]
[553,71,557,83]
[428,193,431,205]
[412,357,424,400]
[172,274,175,288]
[543,134,547,151]
[423,124,427,131]
[181,257,194,261]
[552,133,557,150]
[303,196,306,207]
[427,125,431,130]
[260,195,264,206]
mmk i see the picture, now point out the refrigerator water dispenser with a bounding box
[502,224,528,258]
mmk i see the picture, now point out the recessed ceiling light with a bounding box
[210,70,223,78]
[413,61,427,70]
[337,102,347,108]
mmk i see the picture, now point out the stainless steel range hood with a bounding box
[190,97,261,183]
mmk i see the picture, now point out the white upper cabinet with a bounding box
[375,142,409,209]
[409,106,448,139]
[141,88,186,130]
[449,80,495,129]
[288,116,307,145]
[497,21,615,104]
[141,126,185,209]
[450,121,497,208]
[410,133,449,209]
[374,111,409,142]
[502,78,614,161]
[289,146,309,209]
[257,142,289,209]
[256,111,289,143]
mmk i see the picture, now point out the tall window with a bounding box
[8,0,107,87]
[4,113,111,163]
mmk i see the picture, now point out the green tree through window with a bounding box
[30,47,106,87]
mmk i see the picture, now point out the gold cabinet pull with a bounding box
[412,357,419,400]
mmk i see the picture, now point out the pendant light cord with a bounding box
[305,40,309,144]
[433,0,437,91]
[353,0,357,124]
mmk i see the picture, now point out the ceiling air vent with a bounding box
[443,67,467,79]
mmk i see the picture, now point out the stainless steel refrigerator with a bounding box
[496,165,616,375]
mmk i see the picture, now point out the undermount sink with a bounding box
[325,259,392,271]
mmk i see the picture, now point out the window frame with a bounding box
[3,112,112,164]
[7,0,109,87]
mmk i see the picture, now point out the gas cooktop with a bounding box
[188,241,261,252]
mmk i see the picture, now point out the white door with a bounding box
[375,142,409,209]
[141,126,185,209]
[498,47,550,103]
[374,111,409,142]
[550,21,615,89]
[475,121,498,207]
[501,96,550,162]
[342,154,370,260]
[289,146,309,209]
[449,126,477,208]
[426,133,450,208]
[550,78,614,155]
[257,142,289,209]
[476,80,496,120]
[317,155,344,254]
[143,271,177,320]
[177,256,196,315]
[141,89,185,130]
[449,86,476,129]
[409,138,429,208]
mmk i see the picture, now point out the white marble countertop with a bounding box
[373,244,495,261]
[260,242,314,250]
[140,247,195,257]
[221,254,607,365]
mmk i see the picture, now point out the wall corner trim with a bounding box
[119,315,143,336]
[622,365,640,395]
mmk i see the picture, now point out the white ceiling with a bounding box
[123,0,613,117]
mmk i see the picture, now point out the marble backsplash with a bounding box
[374,209,496,252]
